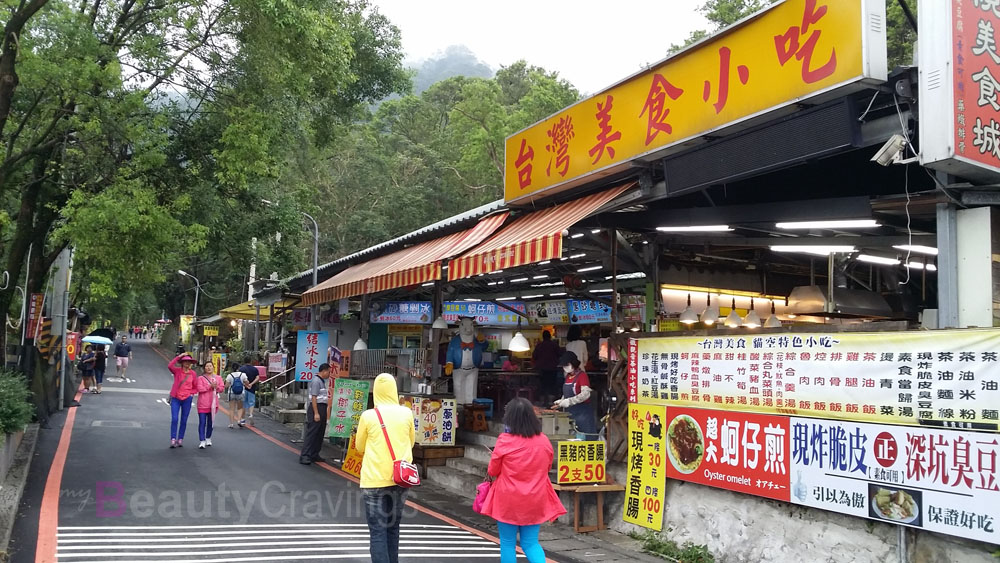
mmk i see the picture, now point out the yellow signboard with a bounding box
[203,325,219,337]
[624,403,667,530]
[556,440,606,484]
[504,0,885,203]
[341,432,364,478]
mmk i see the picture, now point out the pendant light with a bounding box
[700,294,720,326]
[432,316,448,329]
[509,317,530,352]
[724,297,743,328]
[765,301,782,328]
[743,297,761,329]
[679,294,699,325]
[353,337,368,351]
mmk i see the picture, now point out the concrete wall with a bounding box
[605,463,996,563]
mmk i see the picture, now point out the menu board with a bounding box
[661,406,1000,543]
[623,403,667,530]
[400,395,457,445]
[557,441,606,484]
[267,352,287,374]
[527,301,570,324]
[328,379,371,438]
[628,330,1000,430]
[443,301,526,326]
[568,299,613,324]
[371,301,433,324]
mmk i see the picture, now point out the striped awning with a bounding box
[447,183,634,281]
[302,212,509,305]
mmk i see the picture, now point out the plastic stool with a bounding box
[473,398,494,419]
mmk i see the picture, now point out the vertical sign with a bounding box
[66,332,80,362]
[557,441,607,484]
[401,395,457,445]
[328,378,372,438]
[26,293,44,340]
[341,432,364,478]
[211,353,227,378]
[296,330,329,382]
[338,350,351,378]
[624,403,667,530]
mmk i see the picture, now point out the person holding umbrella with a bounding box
[167,353,198,448]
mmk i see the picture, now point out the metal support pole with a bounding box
[304,212,320,332]
[826,253,835,315]
[611,228,619,329]
[936,203,960,328]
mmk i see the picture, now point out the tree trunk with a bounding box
[0,0,51,140]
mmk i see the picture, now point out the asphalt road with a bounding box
[10,339,512,562]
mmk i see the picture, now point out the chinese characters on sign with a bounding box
[328,378,372,438]
[370,301,433,324]
[26,293,44,340]
[958,0,1000,166]
[557,441,607,484]
[295,330,329,382]
[568,299,613,324]
[627,330,1000,430]
[527,300,570,324]
[504,0,882,202]
[203,325,219,337]
[400,395,457,446]
[443,301,527,326]
[211,353,227,379]
[341,433,364,478]
[267,352,288,374]
[624,404,667,530]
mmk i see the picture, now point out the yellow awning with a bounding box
[219,298,300,321]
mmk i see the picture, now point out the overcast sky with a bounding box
[370,0,710,95]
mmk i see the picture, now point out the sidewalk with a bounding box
[254,403,662,563]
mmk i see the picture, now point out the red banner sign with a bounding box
[66,332,80,362]
[26,293,44,340]
[665,406,791,501]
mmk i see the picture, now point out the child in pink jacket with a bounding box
[195,362,224,449]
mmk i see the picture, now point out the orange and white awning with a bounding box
[447,183,634,281]
[302,212,509,305]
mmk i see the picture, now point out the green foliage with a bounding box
[0,371,33,434]
[630,531,715,563]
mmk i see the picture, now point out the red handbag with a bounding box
[376,408,421,488]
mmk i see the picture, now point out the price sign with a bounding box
[341,432,364,478]
[557,440,606,484]
[624,403,667,530]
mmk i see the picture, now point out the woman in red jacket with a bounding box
[480,398,566,563]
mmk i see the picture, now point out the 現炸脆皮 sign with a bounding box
[443,301,526,326]
[295,330,329,382]
[370,301,433,324]
[328,378,371,438]
[504,0,885,203]
[623,403,667,530]
[557,441,606,484]
[627,330,1000,431]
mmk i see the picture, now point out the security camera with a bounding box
[871,134,910,166]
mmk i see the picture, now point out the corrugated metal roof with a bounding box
[283,199,506,289]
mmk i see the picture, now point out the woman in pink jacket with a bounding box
[168,353,198,448]
[480,398,566,563]
[195,361,224,449]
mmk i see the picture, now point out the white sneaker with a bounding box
[206,438,212,447]
[198,441,206,449]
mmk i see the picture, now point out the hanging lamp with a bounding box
[764,301,782,328]
[679,294,699,325]
[724,297,742,328]
[508,317,530,352]
[700,294,720,326]
[744,297,762,328]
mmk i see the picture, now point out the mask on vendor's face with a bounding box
[563,364,574,374]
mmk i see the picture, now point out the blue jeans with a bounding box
[94,369,105,384]
[170,397,192,440]
[243,391,256,409]
[364,486,408,563]
[198,412,214,441]
[497,521,545,563]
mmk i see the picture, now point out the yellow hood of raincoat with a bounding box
[355,374,415,488]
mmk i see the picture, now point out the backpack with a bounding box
[230,373,244,395]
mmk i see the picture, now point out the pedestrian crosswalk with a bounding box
[56,523,513,562]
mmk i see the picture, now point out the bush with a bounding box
[0,370,33,434]
[630,531,715,563]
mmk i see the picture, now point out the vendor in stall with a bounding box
[552,351,598,439]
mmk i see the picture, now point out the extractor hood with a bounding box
[786,285,894,319]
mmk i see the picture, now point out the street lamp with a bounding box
[178,269,201,350]
[262,199,319,330]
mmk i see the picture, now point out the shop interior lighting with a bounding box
[679,294,699,325]
[656,225,734,232]
[353,338,368,351]
[629,322,641,332]
[569,233,585,239]
[775,219,880,230]
[578,265,603,273]
[857,254,901,266]
[432,316,448,329]
[550,292,567,296]
[591,229,602,234]
[532,275,548,279]
[508,318,530,352]
[538,261,551,265]
[724,297,743,328]
[230,319,238,327]
[893,244,939,256]
[770,245,856,256]
[569,253,587,259]
[906,262,938,271]
[764,301,782,328]
[590,288,614,293]
[700,294,719,326]
[510,277,530,283]
[521,294,544,299]
[663,284,784,302]
[743,297,761,329]
[421,282,435,287]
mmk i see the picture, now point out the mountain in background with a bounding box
[410,45,494,93]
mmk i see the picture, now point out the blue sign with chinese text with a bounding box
[568,299,613,324]
[443,301,527,326]
[295,330,329,382]
[370,301,433,324]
